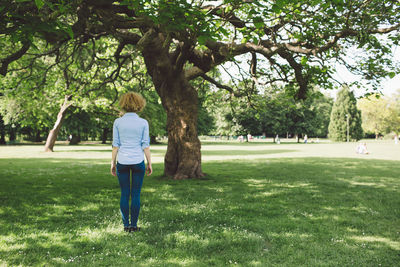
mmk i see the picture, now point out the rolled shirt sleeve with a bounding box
[112,120,121,147]
[141,121,150,149]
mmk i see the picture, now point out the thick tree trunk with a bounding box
[163,92,204,179]
[150,135,158,144]
[140,30,204,179]
[0,131,5,144]
[9,128,16,142]
[69,134,80,145]
[34,130,41,142]
[157,77,204,179]
[101,128,109,144]
[44,95,73,152]
[0,119,5,144]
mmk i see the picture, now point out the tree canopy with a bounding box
[2,0,399,95]
[358,92,400,137]
[1,0,399,178]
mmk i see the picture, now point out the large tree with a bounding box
[357,95,392,138]
[388,89,400,135]
[0,109,6,144]
[1,0,399,179]
[358,91,400,137]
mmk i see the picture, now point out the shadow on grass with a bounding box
[0,157,399,266]
[200,141,290,146]
[52,150,112,153]
[0,142,112,147]
[51,149,297,157]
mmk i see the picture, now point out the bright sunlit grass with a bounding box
[0,141,399,266]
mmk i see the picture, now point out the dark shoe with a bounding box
[124,227,130,232]
[130,226,141,232]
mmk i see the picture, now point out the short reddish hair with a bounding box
[119,92,146,113]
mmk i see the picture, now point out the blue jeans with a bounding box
[116,161,145,227]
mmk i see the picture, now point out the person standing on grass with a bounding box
[110,92,152,233]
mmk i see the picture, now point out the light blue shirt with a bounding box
[112,113,150,164]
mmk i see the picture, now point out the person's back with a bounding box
[113,113,149,165]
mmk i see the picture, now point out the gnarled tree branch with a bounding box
[0,41,30,76]
[200,73,246,97]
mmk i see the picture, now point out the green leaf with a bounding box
[248,8,257,17]
[253,17,265,29]
[300,56,308,65]
[271,5,281,14]
[272,0,285,13]
[274,0,285,8]
[388,72,396,79]
[224,5,232,13]
[52,21,74,39]
[218,27,229,37]
[34,0,45,10]
[197,35,208,45]
[60,23,74,39]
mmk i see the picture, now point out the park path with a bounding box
[0,141,399,163]
[200,141,400,162]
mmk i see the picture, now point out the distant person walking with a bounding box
[111,92,152,233]
[395,134,399,145]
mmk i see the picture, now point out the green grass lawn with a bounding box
[0,142,399,266]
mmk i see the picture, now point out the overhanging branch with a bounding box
[277,49,308,99]
[200,73,246,97]
[0,41,30,76]
[286,23,400,55]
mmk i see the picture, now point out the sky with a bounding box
[203,1,400,99]
[382,74,400,96]
[330,65,400,99]
[220,46,400,99]
[329,44,400,99]
[220,56,400,99]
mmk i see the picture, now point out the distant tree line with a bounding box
[327,86,400,141]
[1,82,399,144]
[204,86,333,141]
[358,90,400,139]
